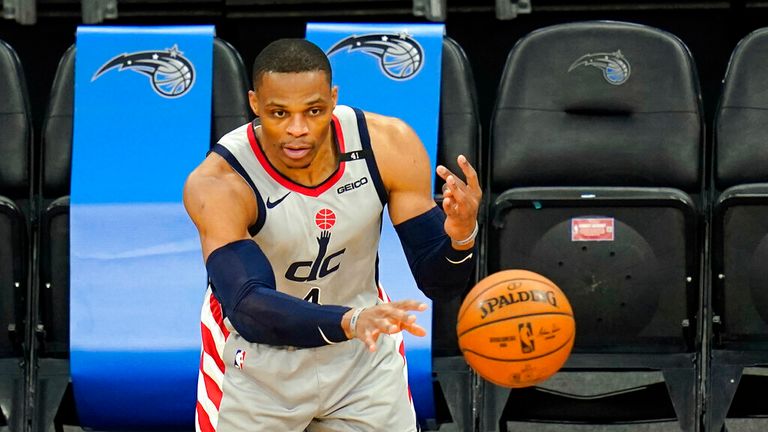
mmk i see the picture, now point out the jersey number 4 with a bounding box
[303,287,320,304]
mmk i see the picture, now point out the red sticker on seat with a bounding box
[571,218,614,241]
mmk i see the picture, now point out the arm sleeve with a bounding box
[206,239,351,347]
[394,206,476,300]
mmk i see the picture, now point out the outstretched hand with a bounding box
[436,155,482,248]
[343,300,428,352]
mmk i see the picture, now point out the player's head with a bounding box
[248,39,338,172]
[251,39,332,90]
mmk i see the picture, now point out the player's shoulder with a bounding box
[358,110,431,191]
[185,149,247,200]
[361,111,421,154]
[184,154,256,223]
[186,154,231,195]
[363,111,413,136]
[217,121,252,147]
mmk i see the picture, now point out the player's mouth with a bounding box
[282,146,312,160]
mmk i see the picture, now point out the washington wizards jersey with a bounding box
[211,105,387,313]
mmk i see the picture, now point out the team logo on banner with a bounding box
[326,33,424,80]
[568,50,631,85]
[92,44,196,98]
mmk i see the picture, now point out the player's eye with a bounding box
[308,108,322,116]
[272,110,286,118]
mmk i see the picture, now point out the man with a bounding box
[184,38,481,431]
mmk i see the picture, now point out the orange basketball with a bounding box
[457,269,575,388]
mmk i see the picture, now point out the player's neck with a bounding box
[287,138,339,186]
[259,128,339,187]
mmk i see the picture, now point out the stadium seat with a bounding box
[484,21,704,431]
[34,37,251,431]
[708,27,768,432]
[430,35,480,431]
[0,38,32,432]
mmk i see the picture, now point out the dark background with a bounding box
[0,1,764,145]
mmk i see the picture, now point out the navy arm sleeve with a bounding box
[206,239,351,347]
[394,206,476,300]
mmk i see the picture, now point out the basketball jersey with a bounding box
[210,104,387,314]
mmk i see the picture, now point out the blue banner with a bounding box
[71,25,213,429]
[307,23,444,423]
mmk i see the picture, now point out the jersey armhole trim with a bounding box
[353,108,388,207]
[210,143,266,236]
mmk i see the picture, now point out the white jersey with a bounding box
[212,104,387,311]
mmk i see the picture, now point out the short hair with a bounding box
[252,39,332,89]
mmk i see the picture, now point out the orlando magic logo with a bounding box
[92,45,195,98]
[568,50,631,85]
[326,33,424,80]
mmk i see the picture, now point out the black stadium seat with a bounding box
[709,27,768,432]
[484,21,704,431]
[0,38,32,432]
[430,35,480,432]
[34,37,251,431]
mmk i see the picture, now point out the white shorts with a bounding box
[196,287,417,432]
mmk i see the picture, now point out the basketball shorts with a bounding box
[196,288,417,432]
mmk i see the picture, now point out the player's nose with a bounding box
[286,114,309,137]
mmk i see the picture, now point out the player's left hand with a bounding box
[343,300,428,352]
[436,154,482,248]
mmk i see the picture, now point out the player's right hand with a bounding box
[343,300,428,352]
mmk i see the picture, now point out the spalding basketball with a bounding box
[457,269,575,388]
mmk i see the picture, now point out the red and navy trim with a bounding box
[210,143,266,236]
[247,116,346,197]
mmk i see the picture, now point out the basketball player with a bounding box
[184,38,481,431]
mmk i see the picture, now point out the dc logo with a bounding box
[234,349,246,369]
[568,50,631,85]
[326,33,424,81]
[92,44,196,98]
[285,209,345,282]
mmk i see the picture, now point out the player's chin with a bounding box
[281,156,313,169]
[289,161,312,169]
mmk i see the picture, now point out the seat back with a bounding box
[432,36,481,358]
[435,36,480,197]
[489,21,703,352]
[716,28,768,192]
[713,28,768,345]
[211,38,253,141]
[37,38,251,357]
[492,21,702,194]
[429,35,480,431]
[0,39,32,358]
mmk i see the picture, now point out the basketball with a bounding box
[457,269,575,388]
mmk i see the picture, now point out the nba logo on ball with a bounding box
[457,269,575,388]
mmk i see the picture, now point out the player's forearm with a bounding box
[230,285,351,347]
[395,206,476,300]
[206,239,351,347]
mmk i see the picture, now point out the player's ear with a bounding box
[248,90,260,117]
[331,86,338,108]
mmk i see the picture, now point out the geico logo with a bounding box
[337,176,369,194]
